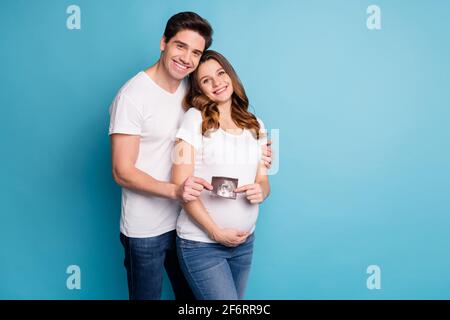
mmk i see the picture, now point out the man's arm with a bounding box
[111,133,212,201]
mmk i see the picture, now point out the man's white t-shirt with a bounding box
[109,71,186,238]
[175,108,267,243]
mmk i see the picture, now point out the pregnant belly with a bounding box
[204,195,259,232]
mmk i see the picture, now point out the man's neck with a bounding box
[144,61,181,94]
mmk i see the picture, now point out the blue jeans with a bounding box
[176,233,255,300]
[120,230,194,300]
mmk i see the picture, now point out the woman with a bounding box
[171,50,270,300]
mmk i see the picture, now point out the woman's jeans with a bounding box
[176,233,255,300]
[120,230,194,300]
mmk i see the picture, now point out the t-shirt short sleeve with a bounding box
[257,117,268,146]
[109,93,143,135]
[176,108,203,150]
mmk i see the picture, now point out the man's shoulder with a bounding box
[117,71,149,98]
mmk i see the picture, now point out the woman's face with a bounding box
[197,59,234,104]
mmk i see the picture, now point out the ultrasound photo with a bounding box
[211,176,238,200]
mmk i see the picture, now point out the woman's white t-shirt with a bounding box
[175,108,267,243]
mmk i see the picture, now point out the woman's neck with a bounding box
[217,100,242,131]
[217,100,232,119]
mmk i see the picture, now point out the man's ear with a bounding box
[160,36,167,52]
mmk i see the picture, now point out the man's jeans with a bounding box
[120,230,194,300]
[176,233,255,300]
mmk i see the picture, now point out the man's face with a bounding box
[160,29,206,81]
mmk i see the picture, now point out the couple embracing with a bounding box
[109,12,272,300]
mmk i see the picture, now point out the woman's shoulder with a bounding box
[255,116,265,129]
[183,107,202,122]
[253,116,267,142]
[184,107,202,116]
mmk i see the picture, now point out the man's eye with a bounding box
[177,44,183,49]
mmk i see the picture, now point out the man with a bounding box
[109,12,272,300]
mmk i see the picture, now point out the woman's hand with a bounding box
[235,183,265,204]
[210,228,249,247]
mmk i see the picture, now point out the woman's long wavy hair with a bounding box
[183,50,262,139]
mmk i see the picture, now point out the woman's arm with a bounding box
[172,139,249,247]
[235,157,270,203]
[256,161,271,200]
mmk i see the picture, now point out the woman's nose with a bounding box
[212,78,221,87]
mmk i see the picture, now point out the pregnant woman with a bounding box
[171,50,270,300]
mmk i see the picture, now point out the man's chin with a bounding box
[170,70,189,80]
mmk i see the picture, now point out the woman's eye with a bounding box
[202,79,209,84]
[219,71,225,76]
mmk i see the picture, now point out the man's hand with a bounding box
[210,228,250,247]
[262,140,273,169]
[235,183,265,204]
[177,176,213,202]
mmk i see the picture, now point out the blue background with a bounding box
[1,0,449,299]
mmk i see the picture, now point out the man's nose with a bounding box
[179,52,191,65]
